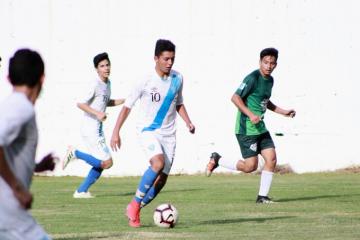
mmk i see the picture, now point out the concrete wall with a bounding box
[1,0,359,176]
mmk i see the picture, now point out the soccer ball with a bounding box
[153,203,179,228]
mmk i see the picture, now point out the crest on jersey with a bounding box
[249,143,257,152]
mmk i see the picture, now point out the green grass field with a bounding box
[31,172,360,240]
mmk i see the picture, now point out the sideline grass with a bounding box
[31,173,360,240]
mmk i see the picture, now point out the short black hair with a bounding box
[93,52,110,68]
[154,39,175,57]
[9,49,44,87]
[260,48,278,61]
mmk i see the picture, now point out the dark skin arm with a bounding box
[0,147,33,209]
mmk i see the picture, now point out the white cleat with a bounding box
[73,191,94,199]
[63,146,76,170]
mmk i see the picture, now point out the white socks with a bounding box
[219,157,238,171]
[258,170,274,196]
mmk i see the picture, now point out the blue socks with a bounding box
[77,167,103,193]
[75,150,102,168]
[141,185,159,207]
[134,167,158,203]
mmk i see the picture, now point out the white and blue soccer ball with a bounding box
[153,203,179,228]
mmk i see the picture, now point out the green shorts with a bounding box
[236,132,275,159]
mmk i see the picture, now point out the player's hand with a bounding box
[110,133,121,152]
[13,184,33,209]
[249,114,261,124]
[34,153,58,172]
[96,112,107,122]
[187,123,195,134]
[284,109,296,118]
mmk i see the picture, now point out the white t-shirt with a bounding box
[79,78,111,137]
[0,92,49,240]
[0,91,37,190]
[124,69,184,136]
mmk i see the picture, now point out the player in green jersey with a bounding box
[206,48,296,203]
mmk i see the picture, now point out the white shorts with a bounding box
[139,131,176,175]
[0,178,51,240]
[81,134,111,161]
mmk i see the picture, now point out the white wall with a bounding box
[1,0,359,175]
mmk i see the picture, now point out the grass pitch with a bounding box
[31,172,360,240]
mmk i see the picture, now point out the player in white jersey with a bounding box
[0,49,57,240]
[111,39,195,227]
[63,52,124,198]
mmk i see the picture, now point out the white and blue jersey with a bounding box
[78,78,112,160]
[124,69,183,136]
[79,78,111,137]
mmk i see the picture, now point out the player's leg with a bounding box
[141,134,175,207]
[256,132,276,203]
[74,167,103,198]
[73,136,111,197]
[141,172,168,208]
[206,134,259,176]
[126,132,164,227]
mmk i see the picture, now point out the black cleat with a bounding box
[256,195,274,204]
[205,152,222,177]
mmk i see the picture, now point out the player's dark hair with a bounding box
[154,39,176,57]
[9,49,44,87]
[93,52,110,68]
[260,48,278,61]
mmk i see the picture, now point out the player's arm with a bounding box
[0,147,33,209]
[77,102,106,121]
[107,98,125,107]
[231,94,261,124]
[267,100,296,118]
[176,104,195,134]
[110,106,131,151]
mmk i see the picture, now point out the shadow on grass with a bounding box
[200,216,295,225]
[162,188,204,194]
[276,194,360,202]
[96,188,203,198]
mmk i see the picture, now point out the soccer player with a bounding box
[206,48,296,203]
[0,49,56,240]
[63,52,125,198]
[110,39,195,227]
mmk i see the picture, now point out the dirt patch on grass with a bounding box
[335,165,360,173]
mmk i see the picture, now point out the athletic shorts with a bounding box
[0,178,51,240]
[236,131,275,159]
[139,131,176,175]
[81,134,111,161]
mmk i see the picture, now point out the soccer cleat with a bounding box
[205,152,222,177]
[63,146,76,170]
[126,200,141,228]
[256,195,274,204]
[73,191,94,199]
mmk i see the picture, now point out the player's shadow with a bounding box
[95,188,203,198]
[162,188,204,194]
[276,193,360,202]
[200,216,295,225]
[95,191,134,197]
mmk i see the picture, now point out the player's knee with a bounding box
[150,155,165,172]
[152,161,164,172]
[101,159,113,169]
[244,162,258,173]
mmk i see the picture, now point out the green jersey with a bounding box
[235,70,274,135]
